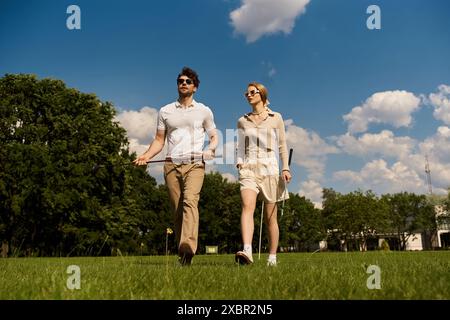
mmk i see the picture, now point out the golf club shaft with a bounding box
[281,148,293,216]
[146,155,204,163]
[93,155,214,171]
[144,154,224,164]
[258,201,264,260]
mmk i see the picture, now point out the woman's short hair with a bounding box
[248,82,269,106]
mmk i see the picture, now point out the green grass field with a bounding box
[0,251,449,300]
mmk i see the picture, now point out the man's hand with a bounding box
[133,154,150,166]
[202,149,215,161]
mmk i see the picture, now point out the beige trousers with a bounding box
[164,162,205,255]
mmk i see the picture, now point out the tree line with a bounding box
[1,74,449,257]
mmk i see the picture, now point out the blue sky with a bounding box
[1,0,450,205]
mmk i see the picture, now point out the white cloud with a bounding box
[333,125,450,195]
[334,130,416,159]
[221,172,238,183]
[230,0,311,43]
[115,107,167,183]
[115,107,158,142]
[285,119,339,181]
[343,90,421,133]
[334,159,427,194]
[127,137,149,157]
[429,84,450,125]
[298,180,323,209]
[261,61,277,78]
[268,67,277,78]
[419,126,450,163]
[115,106,168,157]
[333,170,363,184]
[403,154,450,194]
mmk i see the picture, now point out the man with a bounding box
[133,67,217,266]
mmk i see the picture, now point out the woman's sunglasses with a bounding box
[244,89,260,97]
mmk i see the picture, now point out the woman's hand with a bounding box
[282,170,292,183]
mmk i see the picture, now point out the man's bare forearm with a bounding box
[143,139,164,159]
[207,129,218,152]
[133,130,166,165]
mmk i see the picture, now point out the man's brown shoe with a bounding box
[179,243,194,266]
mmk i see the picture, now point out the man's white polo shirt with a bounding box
[157,99,216,162]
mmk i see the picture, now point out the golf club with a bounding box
[280,148,294,217]
[92,154,215,173]
[258,201,264,261]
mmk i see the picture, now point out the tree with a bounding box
[279,194,325,252]
[322,189,388,251]
[439,189,450,223]
[198,172,242,254]
[0,74,146,256]
[321,188,344,251]
[382,192,436,251]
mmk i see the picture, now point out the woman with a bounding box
[235,82,292,266]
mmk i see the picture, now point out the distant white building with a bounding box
[406,233,423,251]
[321,205,450,251]
[435,205,450,248]
[378,205,449,251]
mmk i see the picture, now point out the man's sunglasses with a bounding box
[177,78,194,85]
[244,89,260,97]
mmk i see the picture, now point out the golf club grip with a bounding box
[288,148,293,166]
[146,159,172,164]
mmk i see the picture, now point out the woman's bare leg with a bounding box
[264,202,279,255]
[240,189,258,245]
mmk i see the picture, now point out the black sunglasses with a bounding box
[177,78,194,85]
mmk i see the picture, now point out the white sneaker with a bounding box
[267,259,277,267]
[235,251,254,265]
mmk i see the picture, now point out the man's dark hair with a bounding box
[177,67,200,88]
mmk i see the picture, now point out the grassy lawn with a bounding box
[0,251,449,299]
